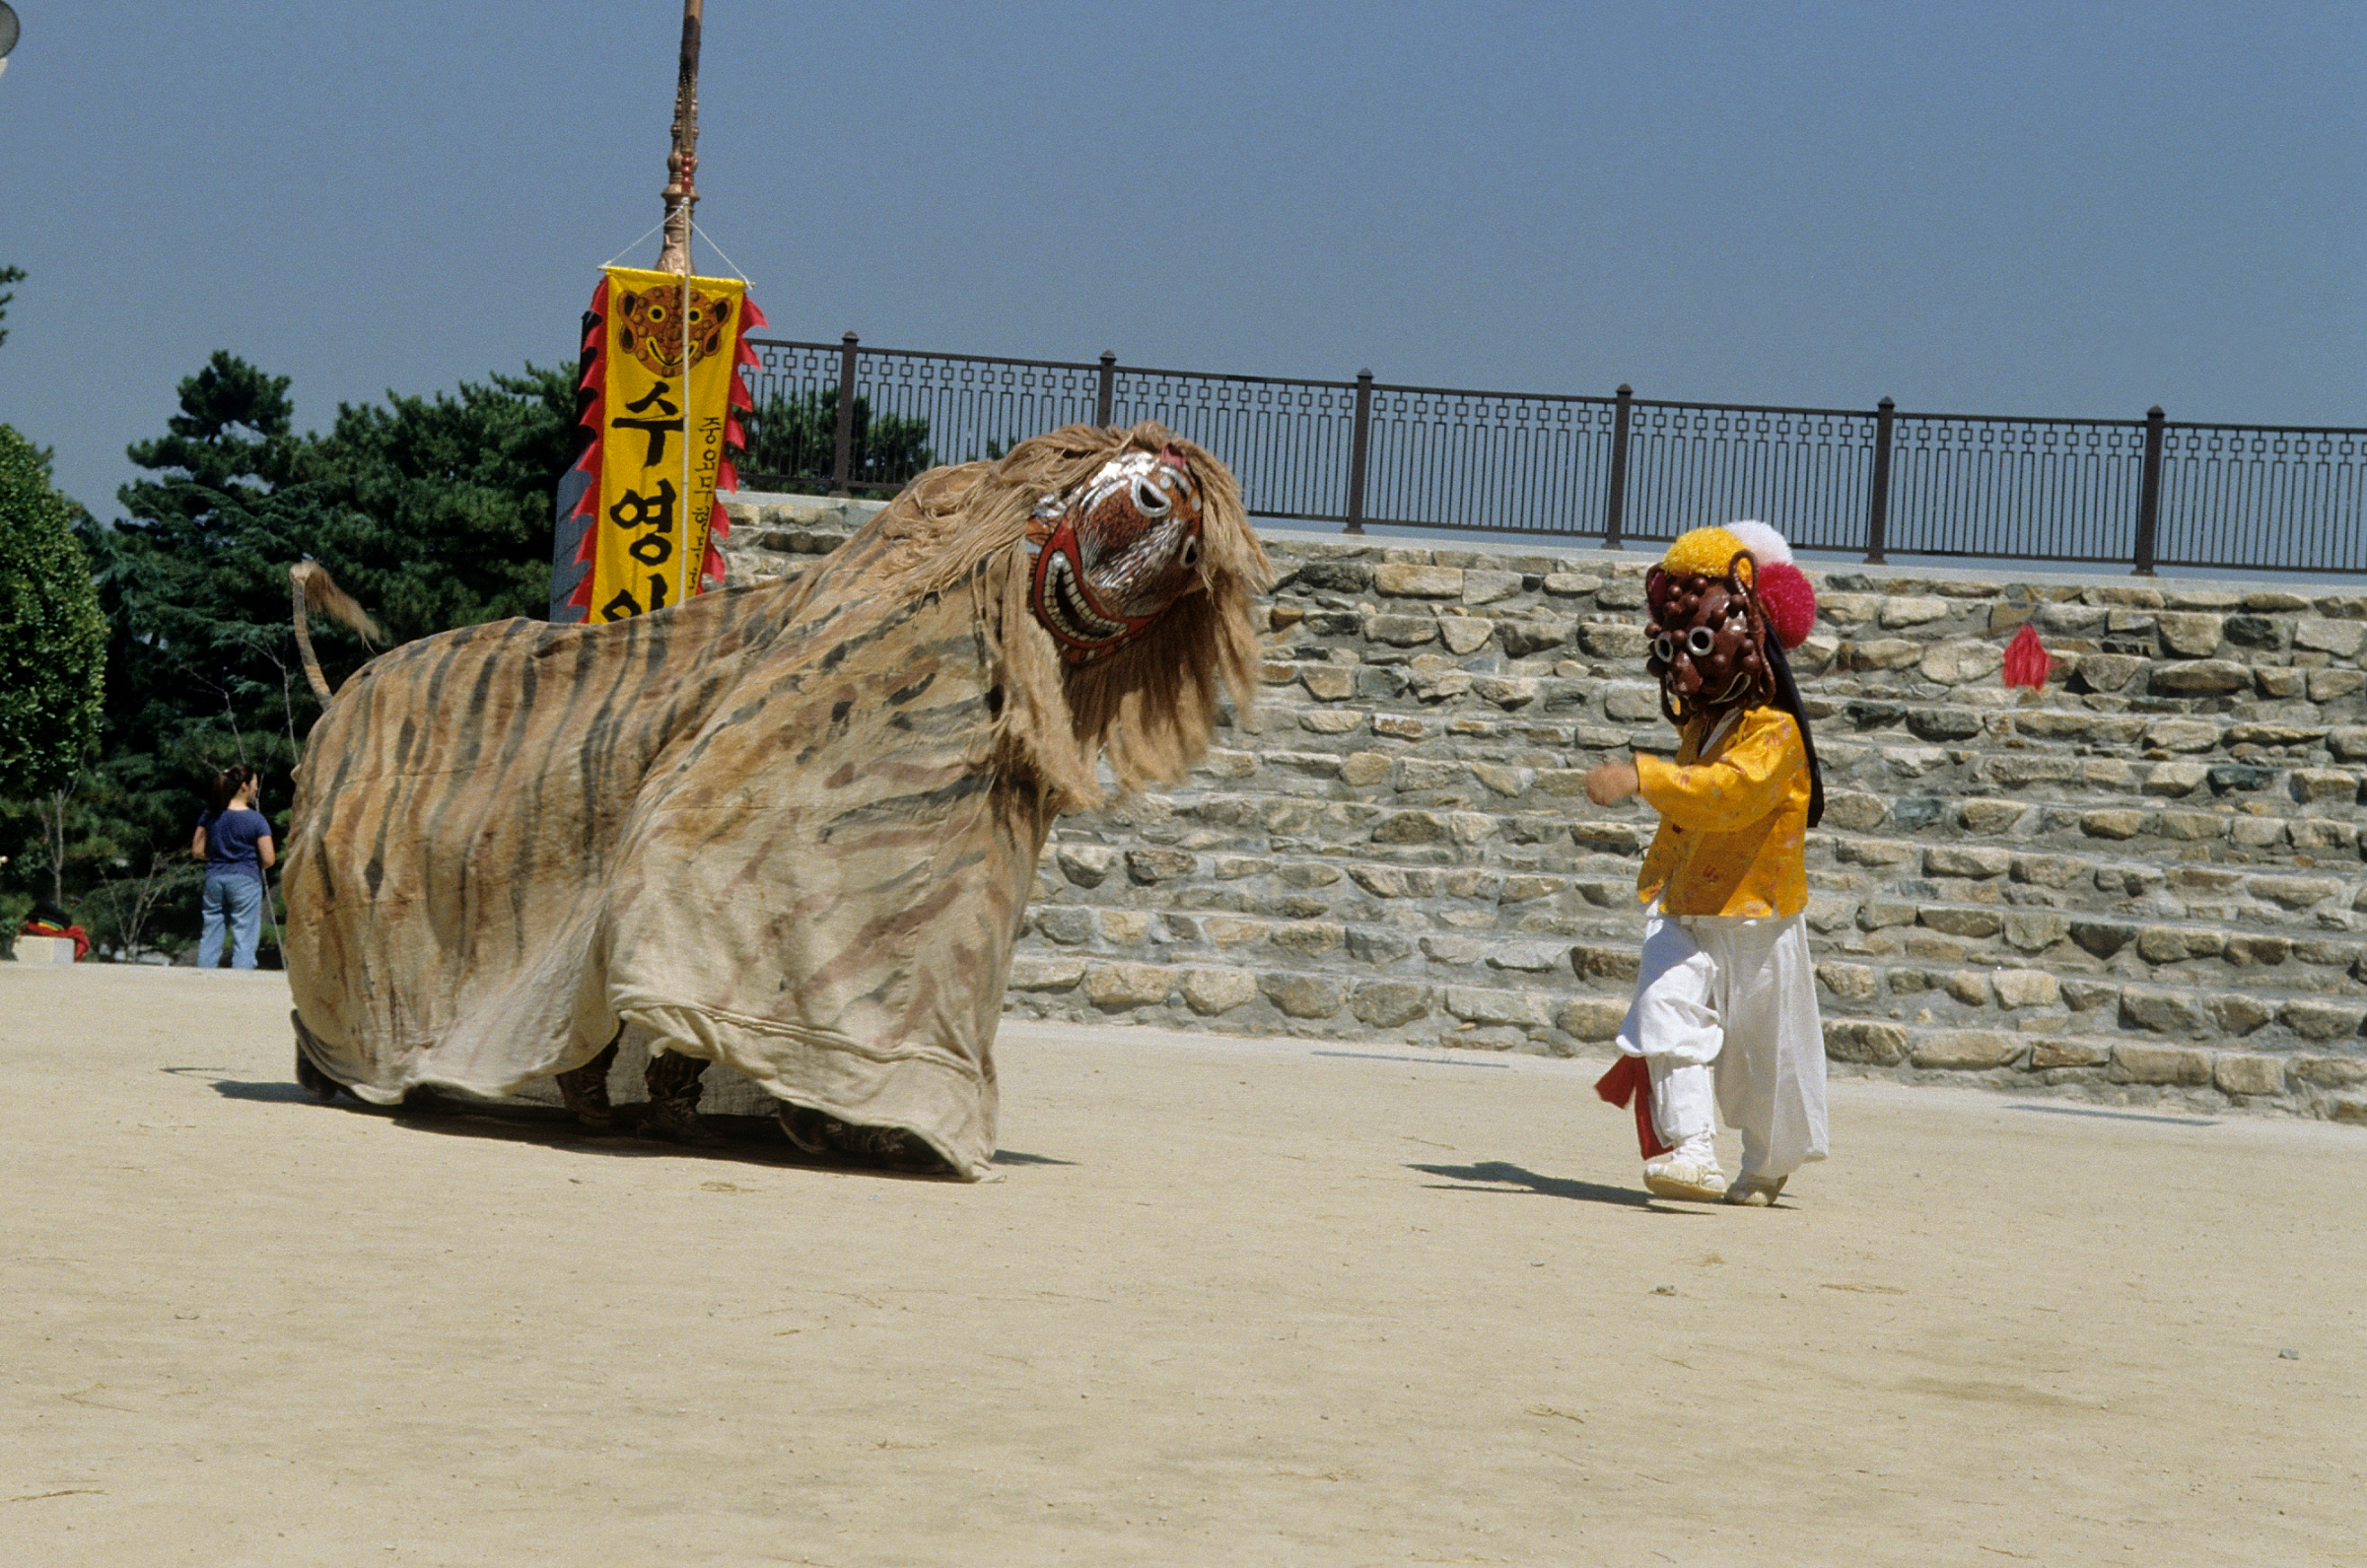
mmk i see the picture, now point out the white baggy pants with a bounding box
[1615,909,1829,1179]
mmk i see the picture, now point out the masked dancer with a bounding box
[1584,522,1828,1205]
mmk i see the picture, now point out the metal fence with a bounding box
[738,334,2367,575]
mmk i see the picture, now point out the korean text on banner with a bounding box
[574,267,753,623]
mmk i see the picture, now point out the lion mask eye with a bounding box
[1686,626,1716,656]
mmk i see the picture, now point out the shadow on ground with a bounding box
[1409,1160,1660,1209]
[197,1075,1073,1177]
[207,1078,320,1105]
[2005,1102,2219,1127]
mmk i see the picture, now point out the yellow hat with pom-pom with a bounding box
[1660,526,1752,581]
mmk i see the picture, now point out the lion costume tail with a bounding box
[289,561,381,702]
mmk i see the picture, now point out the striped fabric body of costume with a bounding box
[285,425,1269,1178]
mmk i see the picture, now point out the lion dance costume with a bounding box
[281,424,1269,1179]
[1594,521,1829,1205]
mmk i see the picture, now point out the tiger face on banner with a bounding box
[614,279,733,379]
[561,266,764,623]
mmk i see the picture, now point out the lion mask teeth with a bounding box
[1039,551,1130,646]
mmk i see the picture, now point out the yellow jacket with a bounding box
[1634,706,1811,919]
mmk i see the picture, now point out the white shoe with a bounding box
[1643,1132,1726,1202]
[1723,1173,1787,1207]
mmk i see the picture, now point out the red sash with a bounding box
[1593,1056,1671,1159]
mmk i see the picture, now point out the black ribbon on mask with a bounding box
[1763,635,1824,830]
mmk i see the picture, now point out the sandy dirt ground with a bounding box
[1,963,2361,1567]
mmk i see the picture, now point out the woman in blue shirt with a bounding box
[192,765,276,969]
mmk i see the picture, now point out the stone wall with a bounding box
[722,495,2367,1124]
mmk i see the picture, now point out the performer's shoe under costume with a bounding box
[642,1049,725,1147]
[1723,1174,1787,1206]
[1643,1127,1728,1202]
[779,1104,952,1175]
[554,1040,620,1128]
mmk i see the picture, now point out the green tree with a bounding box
[310,366,578,638]
[98,352,339,784]
[48,354,341,956]
[740,387,933,493]
[0,424,107,923]
[51,352,576,959]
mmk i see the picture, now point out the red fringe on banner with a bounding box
[564,277,612,610]
[704,508,729,583]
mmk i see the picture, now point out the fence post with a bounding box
[2133,405,2165,577]
[1344,370,1373,535]
[1864,396,1895,565]
[1096,351,1116,427]
[831,331,859,496]
[1603,383,1634,549]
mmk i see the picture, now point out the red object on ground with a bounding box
[19,920,90,961]
[1593,1055,1671,1159]
[2004,623,2052,690]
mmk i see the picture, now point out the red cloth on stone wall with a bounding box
[2004,624,2052,690]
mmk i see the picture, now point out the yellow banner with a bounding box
[587,267,747,622]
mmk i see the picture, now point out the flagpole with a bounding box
[656,0,702,275]
[659,0,702,607]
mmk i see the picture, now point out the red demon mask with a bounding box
[1644,561,1775,726]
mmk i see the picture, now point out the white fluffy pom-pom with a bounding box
[1724,519,1792,570]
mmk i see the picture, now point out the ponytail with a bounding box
[208,764,258,814]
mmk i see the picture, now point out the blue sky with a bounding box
[0,0,2358,518]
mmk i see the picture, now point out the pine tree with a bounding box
[311,366,579,638]
[52,352,576,958]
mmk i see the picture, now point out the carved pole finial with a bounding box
[656,0,705,275]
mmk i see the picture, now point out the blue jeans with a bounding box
[199,871,265,969]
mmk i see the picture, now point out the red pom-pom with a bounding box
[1757,562,1817,648]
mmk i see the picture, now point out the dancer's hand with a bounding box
[1585,759,1638,806]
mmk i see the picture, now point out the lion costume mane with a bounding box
[283,423,1270,1179]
